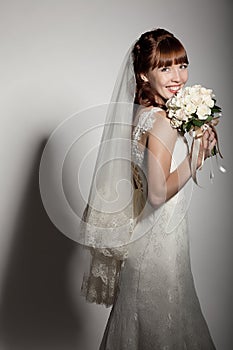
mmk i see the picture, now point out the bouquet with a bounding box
[166,84,224,183]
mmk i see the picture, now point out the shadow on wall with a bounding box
[0,140,89,350]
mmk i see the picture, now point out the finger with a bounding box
[206,140,217,158]
[203,130,210,141]
[202,135,209,149]
[203,137,214,158]
[210,131,216,142]
[208,138,216,150]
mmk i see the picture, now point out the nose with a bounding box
[171,68,181,82]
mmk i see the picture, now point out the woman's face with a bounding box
[145,63,188,104]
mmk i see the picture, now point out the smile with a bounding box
[166,85,181,93]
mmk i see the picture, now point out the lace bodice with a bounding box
[132,107,161,167]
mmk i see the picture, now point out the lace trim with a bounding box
[81,248,123,307]
[80,192,136,307]
[133,107,160,140]
[132,107,160,166]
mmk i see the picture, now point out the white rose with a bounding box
[190,85,201,97]
[178,97,187,108]
[177,87,185,98]
[192,84,202,90]
[202,95,214,108]
[166,97,176,109]
[200,87,212,96]
[176,108,188,121]
[175,98,182,108]
[170,117,183,128]
[184,86,191,94]
[167,109,175,119]
[190,92,202,106]
[185,102,196,115]
[184,94,191,105]
[196,104,211,120]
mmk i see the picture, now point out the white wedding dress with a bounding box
[99,107,216,350]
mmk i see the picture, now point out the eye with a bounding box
[180,64,188,69]
[160,67,170,72]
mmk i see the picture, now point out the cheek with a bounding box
[183,71,189,82]
[149,78,160,91]
[154,76,166,89]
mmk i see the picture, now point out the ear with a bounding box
[140,73,149,82]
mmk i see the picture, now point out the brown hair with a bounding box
[132,28,189,108]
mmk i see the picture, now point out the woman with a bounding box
[81,28,217,349]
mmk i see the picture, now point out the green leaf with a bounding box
[193,119,204,127]
[211,106,221,113]
[184,120,197,133]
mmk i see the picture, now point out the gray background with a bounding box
[0,0,232,349]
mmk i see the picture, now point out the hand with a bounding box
[202,127,217,159]
[191,127,217,169]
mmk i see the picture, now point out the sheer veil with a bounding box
[80,44,140,307]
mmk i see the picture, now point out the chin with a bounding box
[165,93,174,100]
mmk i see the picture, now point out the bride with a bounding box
[81,28,217,349]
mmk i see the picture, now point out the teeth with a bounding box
[167,86,180,91]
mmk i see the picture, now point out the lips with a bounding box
[166,85,181,94]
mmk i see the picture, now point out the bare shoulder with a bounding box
[153,108,171,123]
[150,107,176,129]
[149,107,178,143]
[133,106,166,126]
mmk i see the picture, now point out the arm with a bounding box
[147,110,216,208]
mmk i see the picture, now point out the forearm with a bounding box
[165,153,192,201]
[147,116,216,208]
[149,154,192,207]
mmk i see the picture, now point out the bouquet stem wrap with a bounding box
[190,117,223,184]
